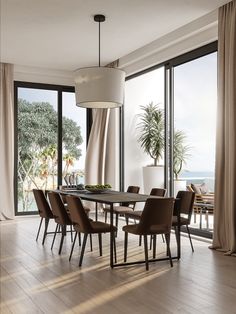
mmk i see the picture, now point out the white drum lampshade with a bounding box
[75,67,125,109]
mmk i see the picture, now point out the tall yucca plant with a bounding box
[137,103,164,166]
[173,130,191,180]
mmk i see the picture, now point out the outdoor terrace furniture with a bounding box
[187,184,214,229]
[122,198,175,270]
[103,185,140,227]
[33,189,54,245]
[66,195,117,266]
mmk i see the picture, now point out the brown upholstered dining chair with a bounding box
[103,185,140,228]
[123,198,174,270]
[48,192,74,255]
[172,190,195,252]
[33,189,54,245]
[124,188,167,223]
[66,195,117,267]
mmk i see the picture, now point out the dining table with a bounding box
[57,189,181,268]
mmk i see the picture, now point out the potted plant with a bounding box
[137,102,165,193]
[173,129,191,195]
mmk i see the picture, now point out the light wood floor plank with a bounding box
[1,216,236,314]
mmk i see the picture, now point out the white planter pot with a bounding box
[142,166,164,194]
[174,180,187,197]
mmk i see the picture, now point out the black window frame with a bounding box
[14,81,92,215]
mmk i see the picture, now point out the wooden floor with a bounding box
[1,215,236,314]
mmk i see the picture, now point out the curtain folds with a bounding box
[0,63,15,220]
[212,0,236,255]
[85,108,110,185]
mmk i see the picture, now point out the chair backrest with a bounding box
[174,191,195,222]
[33,189,53,218]
[137,198,174,234]
[121,185,140,207]
[48,192,71,225]
[66,195,92,233]
[150,188,167,197]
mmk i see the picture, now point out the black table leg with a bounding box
[95,202,98,221]
[110,203,114,268]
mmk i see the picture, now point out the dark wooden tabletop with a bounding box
[56,189,161,205]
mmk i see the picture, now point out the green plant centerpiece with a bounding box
[137,102,164,166]
[173,130,191,180]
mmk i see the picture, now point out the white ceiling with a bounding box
[0,0,231,71]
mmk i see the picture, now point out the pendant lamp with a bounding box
[75,14,125,109]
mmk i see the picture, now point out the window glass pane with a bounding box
[62,92,86,186]
[174,52,217,232]
[17,88,58,212]
[124,67,165,193]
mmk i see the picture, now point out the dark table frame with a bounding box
[58,189,181,268]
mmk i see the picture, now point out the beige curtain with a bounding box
[85,108,110,185]
[212,0,236,255]
[0,63,15,220]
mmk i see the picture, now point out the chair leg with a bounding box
[143,235,149,271]
[139,235,142,246]
[70,225,73,242]
[149,235,152,250]
[105,211,107,223]
[98,233,102,256]
[165,233,173,267]
[186,225,194,252]
[79,233,88,267]
[51,224,58,250]
[36,217,43,241]
[89,234,93,251]
[115,213,119,228]
[78,232,81,246]
[42,218,49,245]
[69,232,77,261]
[113,233,117,264]
[125,216,129,225]
[153,235,157,259]
[174,226,180,259]
[58,225,66,255]
[124,232,128,262]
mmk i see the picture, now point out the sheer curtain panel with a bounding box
[212,0,236,255]
[0,63,15,220]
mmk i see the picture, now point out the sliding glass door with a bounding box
[173,52,217,234]
[15,83,88,214]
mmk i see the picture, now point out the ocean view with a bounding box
[179,171,215,191]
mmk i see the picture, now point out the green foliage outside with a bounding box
[18,99,83,211]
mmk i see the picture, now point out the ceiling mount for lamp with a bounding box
[74,14,125,109]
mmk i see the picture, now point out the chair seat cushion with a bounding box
[74,221,117,233]
[122,224,168,235]
[125,210,142,220]
[172,216,189,226]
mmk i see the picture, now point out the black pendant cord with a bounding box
[99,20,101,67]
[94,14,105,67]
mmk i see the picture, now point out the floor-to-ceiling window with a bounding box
[124,42,217,237]
[15,83,88,215]
[173,52,217,233]
[124,67,165,197]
